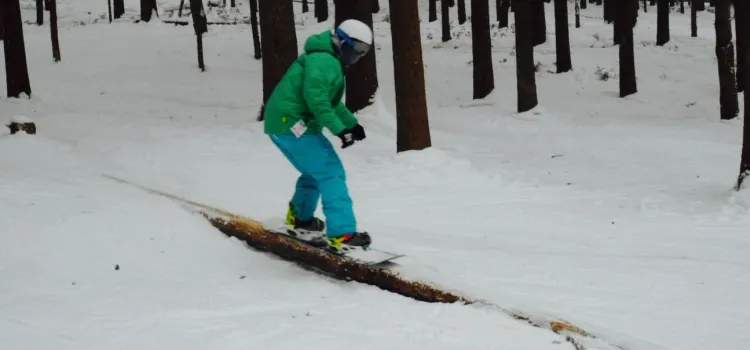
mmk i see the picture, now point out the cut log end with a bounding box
[7,121,37,135]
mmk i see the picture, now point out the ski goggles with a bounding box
[335,28,371,66]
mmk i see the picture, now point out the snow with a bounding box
[2,1,749,350]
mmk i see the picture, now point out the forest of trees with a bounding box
[1,0,748,189]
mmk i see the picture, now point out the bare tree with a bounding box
[429,0,437,22]
[472,0,494,98]
[257,0,298,121]
[498,0,511,28]
[554,0,572,72]
[49,0,60,62]
[656,0,669,45]
[735,0,746,92]
[714,0,738,120]
[249,0,261,59]
[690,0,697,37]
[140,0,158,22]
[736,0,749,190]
[372,0,380,12]
[315,0,328,22]
[457,0,466,24]
[190,0,207,71]
[389,0,431,152]
[532,0,546,46]
[441,0,451,41]
[617,0,637,97]
[2,0,32,98]
[334,0,379,113]
[114,0,124,18]
[302,0,309,12]
[36,0,43,25]
[514,0,538,112]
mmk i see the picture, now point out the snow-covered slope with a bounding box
[2,1,748,350]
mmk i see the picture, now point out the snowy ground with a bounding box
[2,1,749,350]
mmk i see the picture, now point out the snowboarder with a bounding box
[263,19,374,252]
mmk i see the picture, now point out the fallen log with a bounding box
[102,174,623,350]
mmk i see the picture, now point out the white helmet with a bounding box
[333,19,373,68]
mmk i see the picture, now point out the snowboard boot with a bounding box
[285,202,327,247]
[327,232,372,253]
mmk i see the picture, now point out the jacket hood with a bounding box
[304,30,336,55]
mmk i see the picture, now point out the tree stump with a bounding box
[7,116,36,135]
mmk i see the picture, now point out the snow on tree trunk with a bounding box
[714,0,738,120]
[388,0,432,152]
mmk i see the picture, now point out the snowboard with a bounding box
[268,226,405,267]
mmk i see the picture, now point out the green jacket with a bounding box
[263,30,358,136]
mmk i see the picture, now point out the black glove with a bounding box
[337,124,366,149]
[350,124,366,141]
[337,129,355,148]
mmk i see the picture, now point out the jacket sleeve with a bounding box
[302,54,346,135]
[334,101,359,130]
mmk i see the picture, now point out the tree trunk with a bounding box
[36,0,44,25]
[575,0,581,27]
[389,0,432,152]
[472,0,494,99]
[680,0,684,12]
[250,0,261,59]
[738,1,750,190]
[49,0,60,62]
[108,0,113,22]
[315,0,328,22]
[603,0,614,22]
[656,0,669,45]
[714,0,738,120]
[2,0,32,98]
[514,0,538,112]
[334,0,379,113]
[581,0,587,9]
[302,0,309,12]
[429,0,437,22]
[140,0,158,22]
[441,0,451,42]
[257,0,298,121]
[457,0,467,24]
[114,0,124,18]
[372,0,380,12]
[618,0,637,97]
[554,0,572,72]
[498,0,511,27]
[734,0,746,92]
[190,0,208,71]
[690,0,697,37]
[532,1,546,46]
[642,0,647,11]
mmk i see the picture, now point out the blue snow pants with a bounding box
[269,133,356,237]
